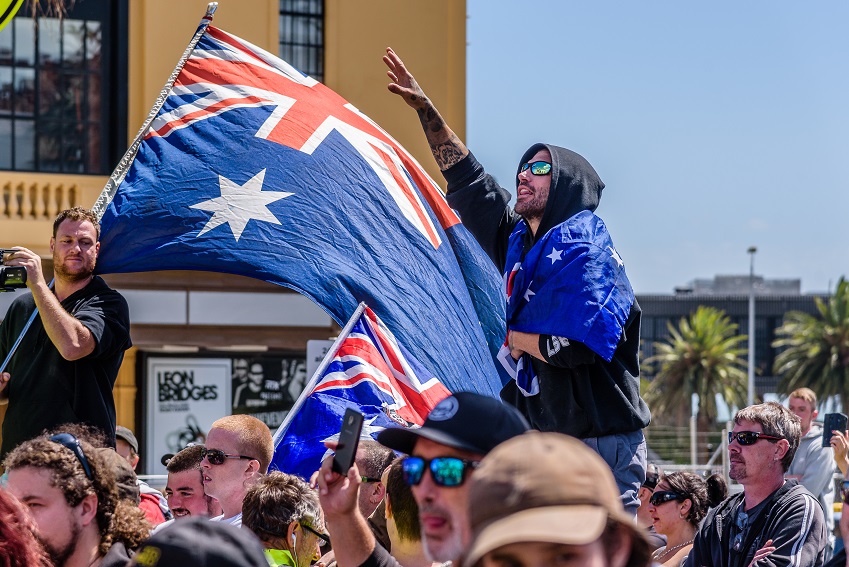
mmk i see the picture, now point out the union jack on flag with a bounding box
[94,15,506,396]
[271,303,451,479]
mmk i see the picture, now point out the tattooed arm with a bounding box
[383,47,468,171]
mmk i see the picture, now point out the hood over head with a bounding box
[516,143,604,240]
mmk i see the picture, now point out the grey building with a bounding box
[638,275,826,397]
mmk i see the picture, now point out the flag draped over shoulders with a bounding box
[499,211,634,395]
[93,22,505,396]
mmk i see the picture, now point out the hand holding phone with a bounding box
[332,408,364,474]
[822,412,848,448]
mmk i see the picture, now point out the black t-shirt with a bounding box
[0,276,131,458]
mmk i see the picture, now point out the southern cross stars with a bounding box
[547,247,563,264]
[191,169,294,241]
[608,246,624,267]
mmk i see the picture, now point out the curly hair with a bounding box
[242,471,322,545]
[0,489,51,567]
[53,207,100,239]
[3,435,118,556]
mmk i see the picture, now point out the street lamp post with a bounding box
[747,246,757,407]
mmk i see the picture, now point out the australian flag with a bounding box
[498,211,635,396]
[272,303,450,479]
[93,22,505,395]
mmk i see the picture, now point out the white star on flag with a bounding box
[524,282,536,302]
[191,169,294,241]
[608,246,624,267]
[547,247,563,264]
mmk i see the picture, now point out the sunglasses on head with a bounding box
[649,490,685,507]
[728,431,784,446]
[50,432,94,481]
[519,161,552,176]
[402,456,480,488]
[201,447,257,466]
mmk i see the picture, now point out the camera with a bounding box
[0,249,27,292]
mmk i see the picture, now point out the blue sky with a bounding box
[465,2,849,294]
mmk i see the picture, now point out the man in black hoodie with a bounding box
[383,48,651,514]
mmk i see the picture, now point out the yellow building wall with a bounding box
[0,0,466,444]
[324,0,466,186]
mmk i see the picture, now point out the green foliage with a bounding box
[773,276,849,409]
[645,306,748,425]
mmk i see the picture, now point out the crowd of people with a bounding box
[0,46,848,567]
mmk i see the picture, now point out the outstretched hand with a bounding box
[748,540,775,567]
[832,429,849,476]
[311,440,362,520]
[383,47,428,111]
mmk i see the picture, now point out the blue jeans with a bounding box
[582,430,646,516]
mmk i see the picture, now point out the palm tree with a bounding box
[645,306,749,460]
[773,277,849,410]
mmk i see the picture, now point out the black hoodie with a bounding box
[445,147,650,438]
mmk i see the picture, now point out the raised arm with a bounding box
[383,47,468,171]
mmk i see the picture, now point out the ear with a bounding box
[680,498,693,516]
[371,481,386,503]
[811,408,819,421]
[775,439,791,462]
[129,454,140,470]
[286,521,298,549]
[50,237,55,253]
[77,493,99,527]
[384,495,393,520]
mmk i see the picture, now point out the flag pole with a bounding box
[90,2,219,221]
[272,302,367,444]
[4,5,218,374]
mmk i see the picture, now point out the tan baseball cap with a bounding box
[464,431,646,567]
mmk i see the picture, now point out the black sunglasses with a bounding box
[519,160,552,176]
[300,524,331,547]
[201,447,257,466]
[50,432,94,481]
[402,456,480,488]
[649,490,685,507]
[728,431,784,446]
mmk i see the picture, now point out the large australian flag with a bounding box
[94,23,504,396]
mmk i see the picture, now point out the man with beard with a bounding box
[4,431,150,566]
[0,207,131,458]
[686,402,826,567]
[314,392,530,567]
[382,49,650,515]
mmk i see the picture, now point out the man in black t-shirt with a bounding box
[0,207,131,459]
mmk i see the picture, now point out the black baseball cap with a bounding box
[377,391,530,456]
[132,517,268,567]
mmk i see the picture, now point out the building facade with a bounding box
[0,0,466,470]
[638,275,825,397]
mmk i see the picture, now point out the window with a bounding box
[279,0,323,82]
[0,1,127,174]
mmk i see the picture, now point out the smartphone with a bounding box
[332,408,364,474]
[842,479,849,504]
[822,412,848,448]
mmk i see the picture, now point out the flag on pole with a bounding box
[91,10,506,395]
[271,303,450,479]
